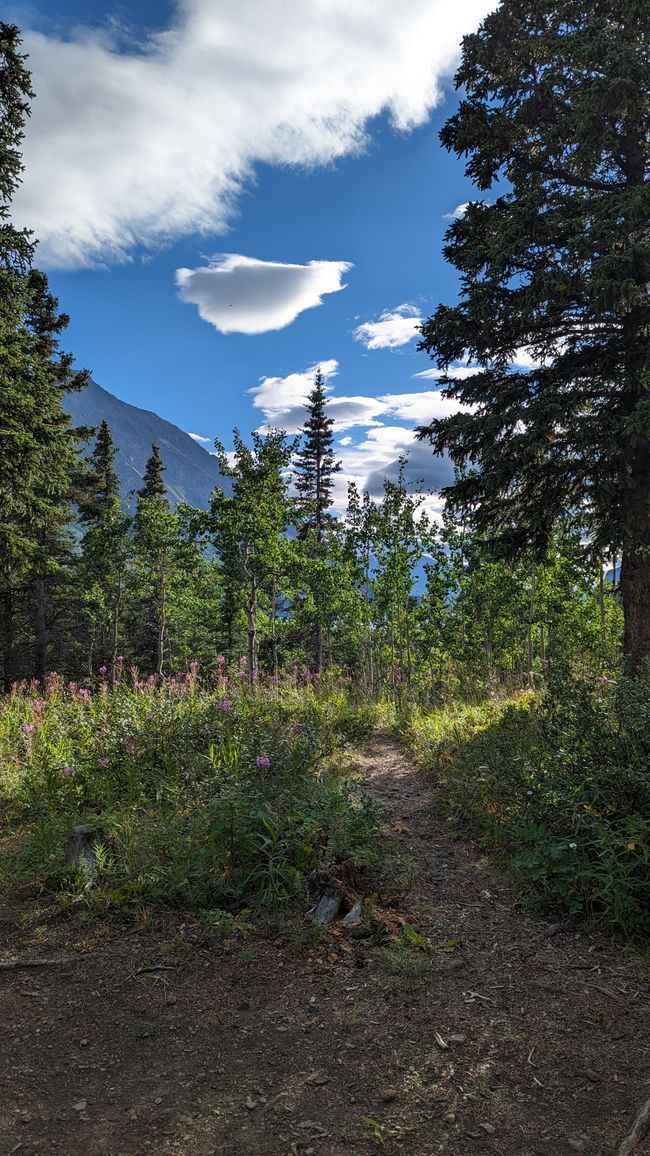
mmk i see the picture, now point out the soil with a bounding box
[1,734,648,1155]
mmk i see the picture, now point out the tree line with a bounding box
[2,3,648,689]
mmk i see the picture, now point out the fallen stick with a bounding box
[0,953,100,971]
[618,1097,650,1156]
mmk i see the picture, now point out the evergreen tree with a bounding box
[294,368,341,671]
[294,368,341,544]
[78,421,130,680]
[416,1,650,672]
[0,24,87,687]
[131,444,177,675]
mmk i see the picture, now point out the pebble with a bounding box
[380,1088,398,1102]
[71,1101,87,1112]
[579,1069,601,1084]
[449,1034,466,1044]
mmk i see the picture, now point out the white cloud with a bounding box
[414,364,483,381]
[443,201,470,221]
[187,431,212,443]
[175,255,351,335]
[353,304,423,350]
[247,358,468,513]
[378,390,465,423]
[415,347,546,378]
[16,0,495,267]
[250,360,339,430]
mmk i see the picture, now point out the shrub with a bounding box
[402,676,650,938]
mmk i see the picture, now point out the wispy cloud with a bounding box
[176,255,351,335]
[187,431,212,444]
[353,304,423,350]
[16,0,495,267]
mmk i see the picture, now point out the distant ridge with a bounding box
[64,379,226,508]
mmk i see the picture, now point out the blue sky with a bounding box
[12,0,495,510]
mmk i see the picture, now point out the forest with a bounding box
[1,6,649,1154]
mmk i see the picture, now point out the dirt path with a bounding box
[1,734,648,1155]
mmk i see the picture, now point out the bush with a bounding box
[402,676,650,938]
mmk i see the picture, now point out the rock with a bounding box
[380,1088,398,1102]
[579,1069,601,1084]
[71,1101,87,1112]
[449,1034,466,1044]
[479,1123,496,1134]
[244,1096,257,1110]
[568,1140,586,1152]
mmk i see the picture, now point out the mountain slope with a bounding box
[64,379,225,508]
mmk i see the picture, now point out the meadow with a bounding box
[0,663,380,917]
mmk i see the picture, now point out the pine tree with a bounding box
[294,368,341,672]
[0,24,87,687]
[416,1,650,672]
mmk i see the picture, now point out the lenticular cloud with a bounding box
[175,255,351,334]
[15,0,494,267]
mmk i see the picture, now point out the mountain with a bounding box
[64,379,226,508]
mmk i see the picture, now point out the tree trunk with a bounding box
[34,575,48,683]
[110,574,123,685]
[270,576,278,682]
[621,447,650,674]
[154,562,166,677]
[2,589,15,693]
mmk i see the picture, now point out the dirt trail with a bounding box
[1,734,648,1155]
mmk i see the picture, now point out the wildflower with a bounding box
[526,790,533,796]
[291,723,303,734]
[255,756,271,769]
[568,842,577,850]
[62,766,76,777]
[217,655,226,667]
[219,697,233,711]
[99,758,110,767]
[117,656,125,664]
[99,665,108,675]
[22,724,35,735]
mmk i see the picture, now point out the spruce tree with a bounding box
[294,368,341,544]
[293,368,341,672]
[416,1,650,672]
[0,24,87,687]
[131,444,177,675]
[78,421,130,679]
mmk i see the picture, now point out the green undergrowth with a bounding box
[400,674,650,939]
[0,672,381,915]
